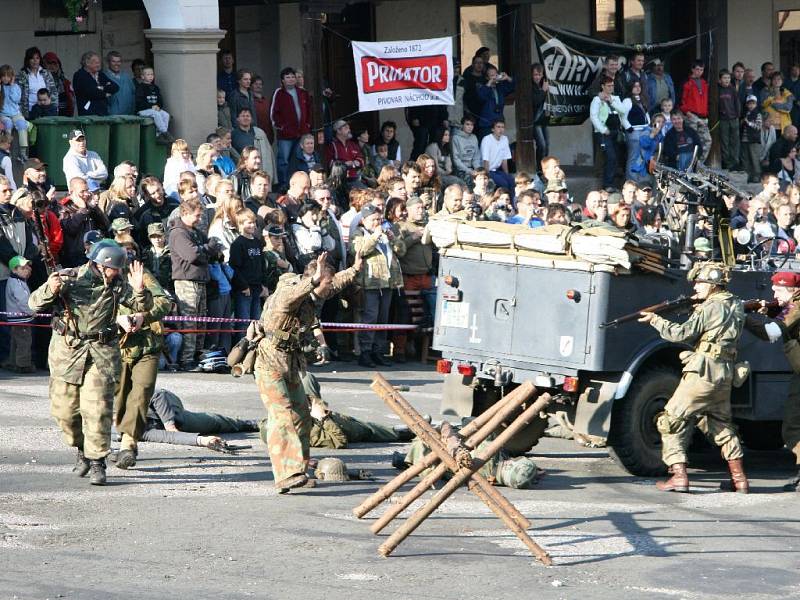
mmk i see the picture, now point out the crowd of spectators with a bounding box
[3,43,800,374]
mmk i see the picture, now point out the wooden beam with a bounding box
[512,3,536,174]
[300,2,324,139]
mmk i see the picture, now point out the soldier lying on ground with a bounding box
[112,388,259,455]
[257,372,414,449]
[396,423,545,489]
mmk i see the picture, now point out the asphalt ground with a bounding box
[1,363,799,600]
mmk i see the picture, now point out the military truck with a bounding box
[432,247,790,477]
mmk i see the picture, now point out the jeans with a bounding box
[159,332,183,369]
[359,288,392,354]
[205,292,231,353]
[719,118,741,170]
[533,125,549,161]
[489,169,516,194]
[276,138,298,187]
[599,133,617,187]
[138,108,170,134]
[0,114,28,147]
[234,285,262,343]
[625,128,646,181]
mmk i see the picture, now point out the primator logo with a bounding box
[361,55,448,93]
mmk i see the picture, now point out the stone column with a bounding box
[144,29,226,151]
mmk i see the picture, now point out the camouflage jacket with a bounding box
[309,416,349,449]
[118,270,172,362]
[255,266,358,383]
[29,263,153,384]
[142,245,173,293]
[648,290,744,384]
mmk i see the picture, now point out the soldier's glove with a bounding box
[206,438,249,455]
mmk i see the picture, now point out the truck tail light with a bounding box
[563,376,579,392]
[456,364,476,376]
[566,289,581,302]
[436,359,453,374]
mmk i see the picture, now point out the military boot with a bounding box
[89,459,107,486]
[783,468,800,492]
[73,449,90,477]
[115,449,137,470]
[655,463,690,492]
[719,458,749,493]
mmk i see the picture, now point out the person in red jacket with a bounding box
[325,120,364,184]
[679,60,711,165]
[270,67,312,188]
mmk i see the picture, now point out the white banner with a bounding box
[352,37,454,112]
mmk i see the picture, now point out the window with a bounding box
[592,0,620,42]
[779,10,800,72]
[459,5,498,71]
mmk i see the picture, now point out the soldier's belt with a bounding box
[695,340,737,361]
[52,317,119,344]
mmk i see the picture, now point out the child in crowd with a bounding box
[717,69,741,171]
[142,222,173,293]
[0,65,29,161]
[372,141,392,175]
[4,255,34,373]
[741,95,763,183]
[229,210,268,337]
[217,89,232,130]
[29,89,57,120]
[135,66,172,142]
[472,167,493,198]
[0,131,15,188]
[514,172,533,198]
[163,139,196,197]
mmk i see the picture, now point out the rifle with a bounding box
[31,208,57,274]
[600,295,698,329]
[742,299,780,313]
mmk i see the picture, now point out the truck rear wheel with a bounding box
[609,366,679,476]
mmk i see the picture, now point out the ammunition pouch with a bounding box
[784,339,800,373]
[732,361,751,388]
[695,340,737,362]
[265,328,301,352]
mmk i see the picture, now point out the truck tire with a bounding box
[608,366,679,476]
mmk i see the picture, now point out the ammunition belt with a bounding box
[695,340,737,362]
[52,316,119,345]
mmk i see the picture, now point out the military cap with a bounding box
[83,230,104,245]
[147,222,166,237]
[360,203,381,219]
[111,217,134,233]
[771,271,800,288]
[544,179,567,193]
[687,261,731,285]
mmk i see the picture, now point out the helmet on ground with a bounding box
[495,457,540,489]
[198,355,230,373]
[314,457,348,482]
[199,349,227,362]
[687,261,731,285]
[86,239,127,269]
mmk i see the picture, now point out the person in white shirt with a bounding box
[62,129,108,191]
[479,119,514,193]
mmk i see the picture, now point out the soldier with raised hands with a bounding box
[28,240,152,485]
[743,271,800,492]
[638,261,748,493]
[253,250,362,493]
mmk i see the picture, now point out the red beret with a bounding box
[771,271,800,287]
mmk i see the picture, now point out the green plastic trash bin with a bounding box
[32,116,78,189]
[75,116,112,173]
[109,115,143,170]
[139,117,168,180]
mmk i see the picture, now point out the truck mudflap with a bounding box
[441,372,476,417]
[572,376,622,446]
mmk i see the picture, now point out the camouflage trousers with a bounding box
[114,353,159,451]
[174,280,207,364]
[684,112,712,164]
[256,368,311,486]
[784,374,800,464]
[657,372,743,466]
[49,361,115,460]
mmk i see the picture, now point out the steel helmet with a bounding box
[198,355,230,373]
[86,239,127,269]
[687,261,731,285]
[314,457,349,482]
[495,457,541,489]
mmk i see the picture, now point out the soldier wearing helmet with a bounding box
[28,239,152,485]
[744,270,800,492]
[638,261,748,493]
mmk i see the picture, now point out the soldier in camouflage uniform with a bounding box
[254,250,362,492]
[113,241,172,469]
[639,261,748,493]
[29,240,152,485]
[743,271,800,492]
[257,371,408,450]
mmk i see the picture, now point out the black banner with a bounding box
[533,23,697,126]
